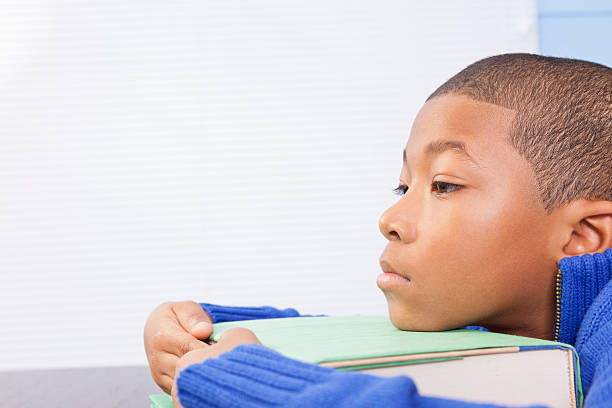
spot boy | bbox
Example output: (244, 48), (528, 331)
(144, 54), (612, 407)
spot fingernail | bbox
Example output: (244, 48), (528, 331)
(192, 322), (211, 332)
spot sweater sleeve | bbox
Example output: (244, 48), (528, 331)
(574, 279), (612, 408)
(199, 303), (303, 323)
(176, 344), (544, 408)
(580, 322), (612, 408)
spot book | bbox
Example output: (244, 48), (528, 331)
(150, 315), (582, 408)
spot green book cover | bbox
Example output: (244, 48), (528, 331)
(209, 315), (564, 364)
(149, 393), (173, 408)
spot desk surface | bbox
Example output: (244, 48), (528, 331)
(1, 365), (162, 407)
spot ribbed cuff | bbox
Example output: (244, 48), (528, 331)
(176, 344), (335, 408)
(199, 303), (301, 324)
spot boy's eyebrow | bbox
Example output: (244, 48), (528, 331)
(403, 140), (479, 166)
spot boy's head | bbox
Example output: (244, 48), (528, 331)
(377, 54), (612, 338)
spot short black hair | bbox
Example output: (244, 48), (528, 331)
(428, 53), (612, 211)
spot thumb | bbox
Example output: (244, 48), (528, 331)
(173, 301), (213, 339)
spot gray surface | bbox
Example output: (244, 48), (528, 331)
(0, 366), (162, 407)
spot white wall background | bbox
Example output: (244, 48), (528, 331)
(0, 1), (538, 370)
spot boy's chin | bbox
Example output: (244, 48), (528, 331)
(386, 303), (458, 332)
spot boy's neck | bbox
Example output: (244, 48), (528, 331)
(480, 283), (556, 341)
(487, 323), (554, 341)
(482, 250), (612, 342)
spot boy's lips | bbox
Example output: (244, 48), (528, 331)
(380, 258), (410, 280)
(378, 259), (411, 283)
(377, 271), (411, 288)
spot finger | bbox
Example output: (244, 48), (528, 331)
(149, 352), (180, 392)
(158, 373), (175, 395)
(171, 382), (184, 408)
(156, 352), (180, 378)
(170, 328), (262, 390)
(215, 327), (261, 353)
(175, 348), (213, 375)
(172, 301), (214, 339)
(158, 331), (208, 357)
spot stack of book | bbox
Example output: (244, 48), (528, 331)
(150, 315), (582, 408)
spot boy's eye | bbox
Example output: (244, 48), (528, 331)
(432, 181), (462, 194)
(393, 185), (408, 196)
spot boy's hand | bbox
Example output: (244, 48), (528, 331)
(171, 328), (261, 408)
(144, 301), (213, 393)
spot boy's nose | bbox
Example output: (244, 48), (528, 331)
(378, 199), (417, 244)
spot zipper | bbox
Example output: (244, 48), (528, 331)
(554, 268), (563, 342)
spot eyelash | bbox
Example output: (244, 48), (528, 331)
(392, 185), (409, 195)
(392, 181), (462, 196)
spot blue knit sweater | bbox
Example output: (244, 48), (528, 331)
(177, 249), (612, 407)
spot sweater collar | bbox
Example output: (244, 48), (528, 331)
(557, 248), (612, 345)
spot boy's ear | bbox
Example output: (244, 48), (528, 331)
(559, 200), (612, 258)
